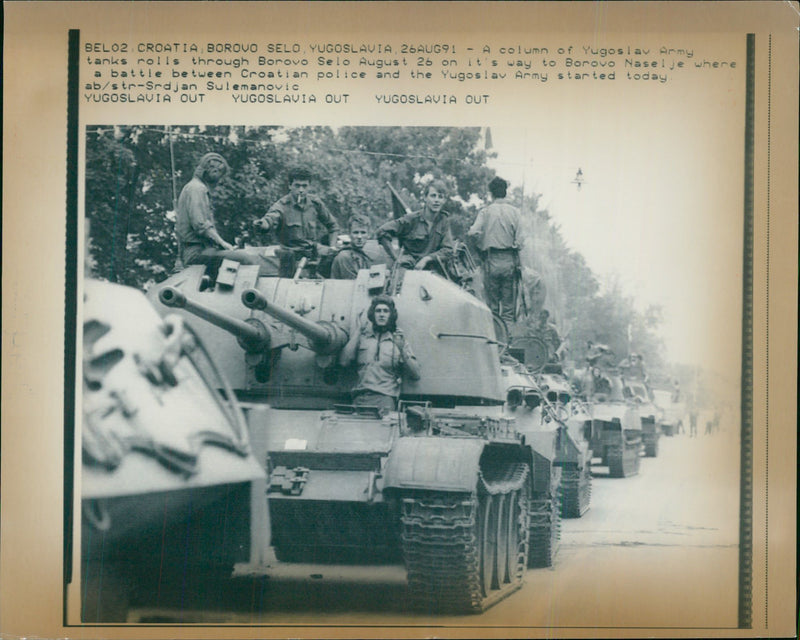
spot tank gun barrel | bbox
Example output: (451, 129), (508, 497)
(241, 288), (348, 355)
(158, 286), (271, 353)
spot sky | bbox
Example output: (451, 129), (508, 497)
(484, 98), (744, 369)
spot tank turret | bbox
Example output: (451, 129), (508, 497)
(148, 260), (504, 406)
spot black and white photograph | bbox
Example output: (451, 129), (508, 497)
(78, 122), (743, 627)
(2, 3), (797, 639)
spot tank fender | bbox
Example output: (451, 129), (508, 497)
(383, 437), (484, 493)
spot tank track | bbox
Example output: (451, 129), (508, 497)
(399, 463), (530, 613)
(643, 433), (659, 457)
(560, 462), (591, 518)
(528, 484), (561, 568)
(607, 441), (641, 478)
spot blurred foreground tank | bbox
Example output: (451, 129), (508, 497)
(80, 278), (264, 622)
(571, 365), (643, 478)
(149, 258), (571, 613)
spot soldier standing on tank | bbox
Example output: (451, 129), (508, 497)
(253, 166), (339, 250)
(535, 309), (563, 362)
(339, 295), (421, 413)
(330, 214), (373, 279)
(175, 152), (272, 273)
(467, 176), (523, 324)
(376, 179), (454, 272)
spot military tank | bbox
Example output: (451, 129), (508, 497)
(79, 278), (265, 622)
(622, 376), (661, 457)
(149, 258), (569, 613)
(572, 365), (643, 478)
(652, 387), (685, 436)
(502, 336), (592, 520)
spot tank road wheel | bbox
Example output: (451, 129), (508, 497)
(400, 463), (529, 613)
(528, 467), (561, 569)
(479, 494), (499, 595)
(560, 463), (592, 518)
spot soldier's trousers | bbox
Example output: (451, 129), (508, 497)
(483, 250), (517, 324)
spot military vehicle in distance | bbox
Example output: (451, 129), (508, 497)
(623, 377), (661, 457)
(80, 278), (264, 622)
(503, 336), (592, 520)
(652, 387), (685, 437)
(572, 365), (643, 478)
(149, 259), (573, 613)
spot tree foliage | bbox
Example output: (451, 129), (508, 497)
(84, 124), (667, 375)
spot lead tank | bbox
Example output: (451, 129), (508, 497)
(149, 259), (574, 613)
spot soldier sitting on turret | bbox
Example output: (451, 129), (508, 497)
(338, 295), (420, 413)
(330, 214), (374, 279)
(175, 152), (273, 275)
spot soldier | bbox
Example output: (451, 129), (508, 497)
(338, 295), (421, 413)
(254, 166), (339, 250)
(330, 214), (373, 279)
(467, 176), (523, 323)
(376, 179), (454, 272)
(175, 152), (271, 273)
(536, 309), (563, 362)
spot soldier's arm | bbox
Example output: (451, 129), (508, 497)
(376, 218), (403, 261)
(184, 188), (233, 249)
(400, 340), (421, 381)
(254, 201), (285, 232)
(338, 312), (363, 366)
(467, 209), (485, 238)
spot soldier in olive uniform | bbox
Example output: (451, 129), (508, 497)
(376, 179), (454, 271)
(468, 176), (523, 324)
(331, 214), (373, 279)
(254, 166), (339, 249)
(175, 152), (272, 274)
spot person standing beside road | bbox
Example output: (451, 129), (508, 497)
(254, 166), (339, 250)
(338, 295), (421, 413)
(467, 176), (523, 324)
(330, 214), (374, 279)
(376, 179), (454, 272)
(175, 152), (271, 273)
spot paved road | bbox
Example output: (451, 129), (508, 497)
(130, 425), (741, 633)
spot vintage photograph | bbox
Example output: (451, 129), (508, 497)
(2, 3), (797, 640)
(78, 123), (740, 627)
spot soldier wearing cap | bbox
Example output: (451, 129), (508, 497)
(467, 176), (523, 323)
(175, 152), (269, 272)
